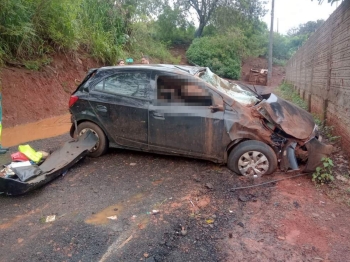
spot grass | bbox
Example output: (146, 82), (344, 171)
(276, 82), (350, 205)
(275, 82), (308, 110)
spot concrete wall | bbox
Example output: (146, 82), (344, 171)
(285, 0), (350, 156)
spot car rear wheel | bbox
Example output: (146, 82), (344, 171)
(77, 122), (108, 157)
(228, 140), (277, 177)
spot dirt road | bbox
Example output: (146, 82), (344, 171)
(1, 134), (350, 262)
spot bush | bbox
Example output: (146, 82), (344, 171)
(185, 31), (245, 79)
(277, 83), (308, 110)
(312, 157), (334, 184)
(154, 5), (195, 46)
(126, 21), (180, 64)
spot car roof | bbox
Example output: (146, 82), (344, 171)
(96, 64), (206, 76)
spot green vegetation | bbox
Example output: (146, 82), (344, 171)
(0, 0), (327, 79)
(0, 0), (177, 67)
(312, 157), (334, 184)
(0, 0), (272, 76)
(276, 82), (308, 110)
(272, 20), (325, 65)
(186, 31), (245, 79)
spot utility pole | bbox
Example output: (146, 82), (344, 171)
(268, 0), (275, 86)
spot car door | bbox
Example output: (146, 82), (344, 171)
(148, 72), (225, 161)
(88, 70), (151, 149)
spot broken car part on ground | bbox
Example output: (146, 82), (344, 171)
(68, 65), (333, 177)
(0, 131), (98, 195)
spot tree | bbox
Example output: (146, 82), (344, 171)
(211, 0), (267, 33)
(155, 4), (195, 45)
(287, 20), (324, 37)
(187, 0), (220, 38)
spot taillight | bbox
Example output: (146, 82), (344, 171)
(69, 95), (79, 107)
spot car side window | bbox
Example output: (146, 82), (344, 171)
(94, 72), (151, 99)
(156, 75), (212, 106)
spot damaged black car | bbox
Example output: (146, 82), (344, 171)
(69, 65), (333, 177)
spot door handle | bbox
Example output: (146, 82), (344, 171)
(151, 111), (165, 120)
(96, 105), (107, 113)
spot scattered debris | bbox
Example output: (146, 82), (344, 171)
(189, 199), (195, 207)
(278, 236), (286, 240)
(193, 176), (201, 182)
(45, 215), (56, 223)
(206, 219), (214, 224)
(130, 163), (136, 166)
(107, 215), (117, 220)
(238, 195), (249, 202)
(144, 253), (149, 258)
(181, 227), (187, 236)
(312, 213), (320, 218)
(205, 183), (214, 189)
(293, 201), (300, 208)
(147, 210), (160, 215)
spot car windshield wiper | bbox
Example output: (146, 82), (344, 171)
(236, 83), (264, 100)
(174, 65), (191, 74)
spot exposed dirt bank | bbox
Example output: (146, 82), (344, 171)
(1, 53), (100, 128)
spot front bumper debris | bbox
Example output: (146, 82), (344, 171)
(303, 137), (333, 173)
(0, 130), (97, 196)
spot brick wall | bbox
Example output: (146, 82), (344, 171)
(285, 0), (350, 156)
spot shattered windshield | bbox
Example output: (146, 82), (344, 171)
(197, 68), (260, 106)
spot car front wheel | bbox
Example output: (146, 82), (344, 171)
(228, 140), (277, 177)
(77, 122), (108, 157)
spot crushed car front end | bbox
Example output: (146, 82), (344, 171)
(197, 67), (333, 173)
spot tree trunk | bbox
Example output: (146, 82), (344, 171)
(195, 22), (205, 38)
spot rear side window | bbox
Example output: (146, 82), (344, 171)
(94, 72), (151, 99)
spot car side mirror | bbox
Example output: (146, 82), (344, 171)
(209, 104), (224, 113)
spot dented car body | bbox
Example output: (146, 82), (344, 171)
(69, 65), (332, 177)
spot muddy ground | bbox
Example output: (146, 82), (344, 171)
(1, 133), (350, 262)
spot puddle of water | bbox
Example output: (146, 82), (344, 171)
(85, 204), (124, 225)
(2, 114), (71, 147)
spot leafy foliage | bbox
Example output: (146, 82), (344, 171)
(186, 30), (246, 79)
(272, 20), (325, 64)
(154, 4), (195, 46)
(312, 157), (334, 184)
(275, 83), (308, 110)
(0, 0), (178, 66)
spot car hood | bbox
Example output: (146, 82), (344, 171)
(255, 93), (315, 140)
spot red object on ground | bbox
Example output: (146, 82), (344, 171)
(11, 152), (29, 162)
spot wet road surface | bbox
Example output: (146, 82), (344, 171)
(2, 114), (71, 147)
(1, 134), (350, 261)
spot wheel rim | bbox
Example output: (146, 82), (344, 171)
(238, 151), (269, 177)
(79, 128), (99, 152)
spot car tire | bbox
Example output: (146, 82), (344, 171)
(228, 140), (277, 177)
(77, 122), (108, 157)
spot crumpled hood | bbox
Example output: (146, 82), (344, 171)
(255, 93), (315, 140)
